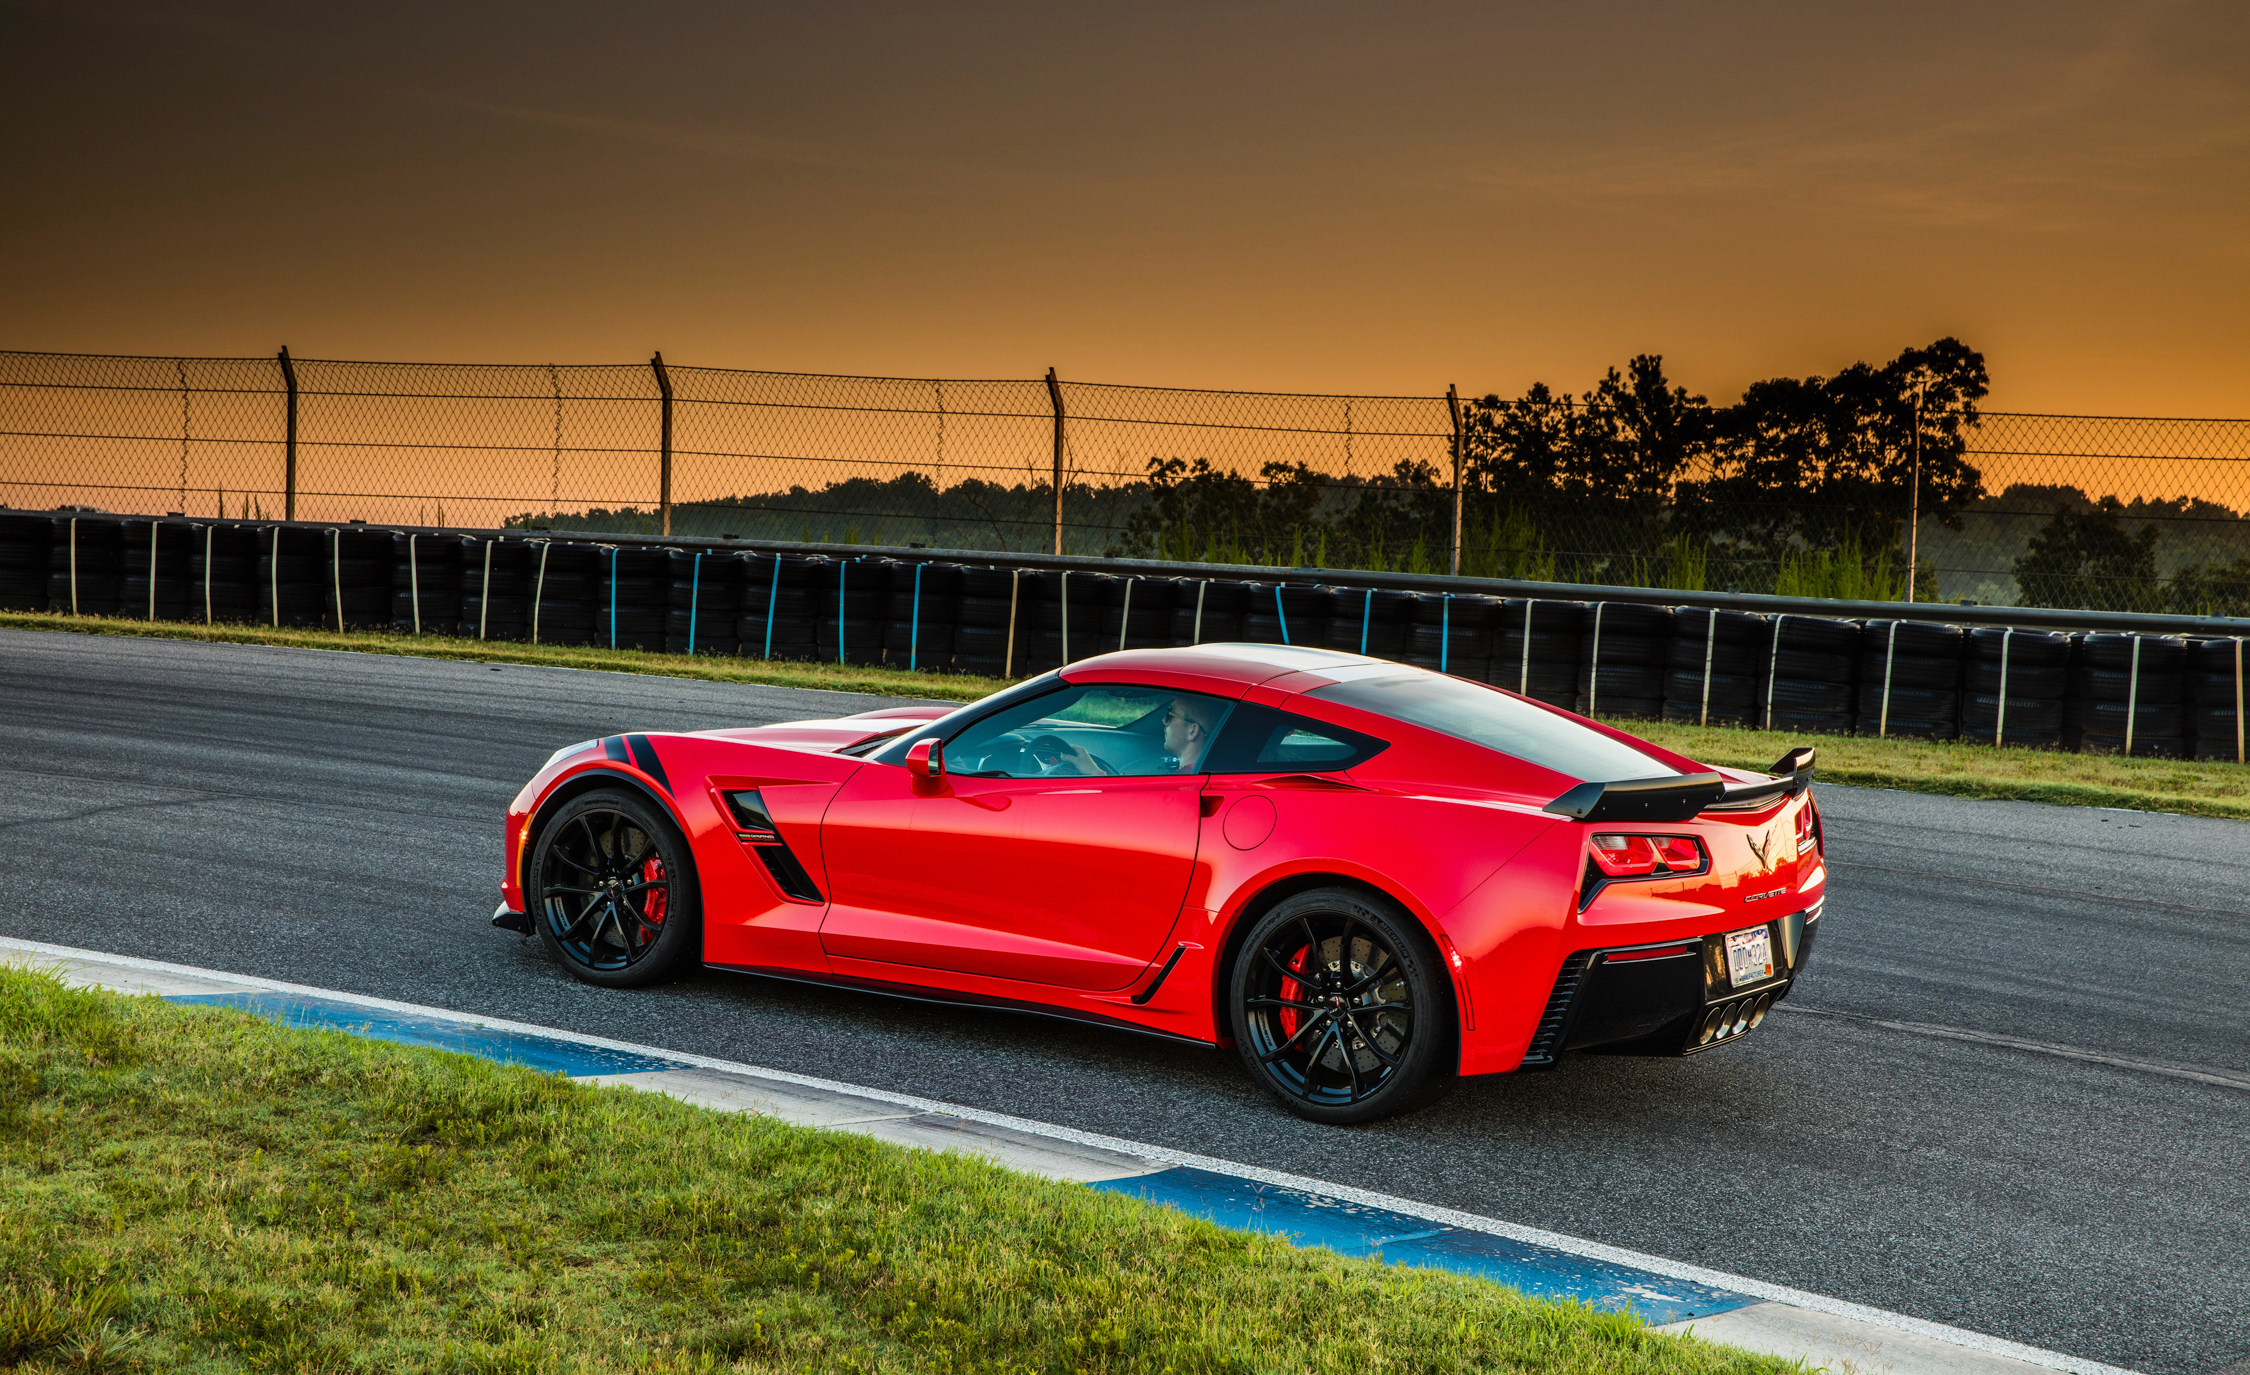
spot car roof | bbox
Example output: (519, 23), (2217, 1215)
(1060, 642), (1382, 690)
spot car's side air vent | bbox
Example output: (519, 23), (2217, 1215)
(722, 789), (824, 903)
(1519, 951), (1594, 1067)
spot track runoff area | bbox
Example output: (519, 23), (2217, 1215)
(3, 629), (2246, 1374)
(18, 940), (2136, 1375)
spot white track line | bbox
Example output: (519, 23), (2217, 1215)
(1, 937), (2140, 1375)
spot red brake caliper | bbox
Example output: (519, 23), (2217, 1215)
(640, 855), (668, 932)
(1277, 946), (1311, 1043)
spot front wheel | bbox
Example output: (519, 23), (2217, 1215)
(528, 789), (702, 988)
(1229, 888), (1454, 1124)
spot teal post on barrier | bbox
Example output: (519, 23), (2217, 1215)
(909, 562), (923, 672)
(686, 551), (702, 657)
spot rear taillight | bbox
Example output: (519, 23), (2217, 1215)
(1589, 834), (1709, 878)
(1795, 798), (1821, 857)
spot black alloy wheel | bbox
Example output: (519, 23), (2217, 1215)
(1230, 888), (1452, 1124)
(530, 789), (701, 988)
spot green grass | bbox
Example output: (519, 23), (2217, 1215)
(0, 968), (1785, 1374)
(8, 612), (2241, 821)
(1627, 719), (2250, 820)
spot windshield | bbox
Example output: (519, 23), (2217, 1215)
(1308, 672), (1676, 782)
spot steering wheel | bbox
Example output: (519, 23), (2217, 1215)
(1027, 733), (1118, 776)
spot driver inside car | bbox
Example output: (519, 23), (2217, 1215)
(1043, 693), (1223, 775)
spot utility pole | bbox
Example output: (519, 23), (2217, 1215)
(1045, 367), (1066, 555)
(277, 347), (298, 523)
(1907, 379), (1924, 604)
(1446, 384), (1464, 576)
(651, 353), (674, 536)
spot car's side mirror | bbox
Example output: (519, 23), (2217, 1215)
(906, 737), (946, 787)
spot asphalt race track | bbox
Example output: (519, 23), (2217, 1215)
(4, 628), (2245, 1375)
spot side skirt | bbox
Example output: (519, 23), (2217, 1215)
(705, 963), (1221, 1049)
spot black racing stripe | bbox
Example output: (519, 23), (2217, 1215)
(625, 733), (672, 793)
(602, 735), (631, 764)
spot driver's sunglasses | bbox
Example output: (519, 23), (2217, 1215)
(1165, 709), (1196, 728)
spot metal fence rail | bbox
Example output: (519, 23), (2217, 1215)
(5, 349), (2246, 613)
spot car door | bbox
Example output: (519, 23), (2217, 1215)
(817, 682), (1232, 991)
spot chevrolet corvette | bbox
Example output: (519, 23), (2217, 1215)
(493, 643), (1826, 1123)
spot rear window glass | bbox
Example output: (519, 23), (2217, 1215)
(1308, 673), (1675, 782)
(1205, 703), (1387, 774)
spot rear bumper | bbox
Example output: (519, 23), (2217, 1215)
(1519, 904), (1821, 1066)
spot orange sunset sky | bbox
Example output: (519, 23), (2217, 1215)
(3, 2), (2245, 416)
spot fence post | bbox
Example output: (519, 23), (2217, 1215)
(1045, 367), (1066, 555)
(651, 352), (674, 536)
(1446, 383), (1464, 576)
(277, 347), (298, 522)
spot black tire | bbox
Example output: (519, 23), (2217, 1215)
(2076, 633), (2186, 675)
(1664, 668), (1758, 708)
(1857, 652), (1960, 690)
(1766, 615), (1860, 655)
(1763, 678), (1854, 714)
(529, 789), (702, 988)
(1576, 663), (1667, 699)
(1765, 648), (1852, 683)
(1230, 888), (1454, 1125)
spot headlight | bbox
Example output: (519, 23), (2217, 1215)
(545, 739), (598, 768)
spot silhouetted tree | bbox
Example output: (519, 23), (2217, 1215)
(2014, 497), (2160, 611)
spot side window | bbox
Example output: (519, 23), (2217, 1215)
(1204, 703), (1387, 775)
(941, 683), (1237, 779)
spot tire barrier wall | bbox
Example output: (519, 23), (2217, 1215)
(7, 514), (2247, 762)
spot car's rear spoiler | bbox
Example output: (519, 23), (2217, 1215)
(1543, 746), (1815, 823)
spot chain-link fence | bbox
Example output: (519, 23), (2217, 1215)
(5, 349), (2245, 612)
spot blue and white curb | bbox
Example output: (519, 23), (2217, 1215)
(4, 938), (2138, 1375)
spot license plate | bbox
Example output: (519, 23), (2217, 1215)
(1724, 926), (1775, 987)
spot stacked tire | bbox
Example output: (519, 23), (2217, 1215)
(318, 528), (396, 631)
(1960, 627), (2069, 749)
(393, 532), (463, 635)
(739, 553), (823, 661)
(1014, 569), (1103, 669)
(1244, 583), (1332, 648)
(1103, 573), (1176, 654)
(1170, 577), (1249, 646)
(1407, 593), (1502, 679)
(593, 544), (668, 652)
(461, 537), (535, 642)
(1664, 609), (1770, 728)
(664, 549), (742, 657)
(1496, 599), (1584, 708)
(524, 540), (605, 646)
(190, 524), (258, 625)
(2188, 637), (2248, 763)
(952, 565), (1030, 677)
(47, 516), (124, 616)
(118, 518), (198, 622)
(0, 513), (51, 611)
(1856, 620), (1962, 739)
(1753, 614), (1859, 735)
(1575, 602), (1672, 720)
(885, 560), (962, 671)
(1322, 587), (1416, 660)
(813, 556), (888, 666)
(256, 526), (329, 628)
(2066, 633), (2187, 757)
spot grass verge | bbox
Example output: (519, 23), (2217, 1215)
(1628, 719), (2250, 820)
(0, 612), (1003, 702)
(8, 612), (2241, 820)
(0, 967), (1783, 1374)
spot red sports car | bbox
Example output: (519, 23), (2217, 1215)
(495, 644), (1826, 1123)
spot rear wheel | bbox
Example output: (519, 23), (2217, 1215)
(1229, 888), (1453, 1124)
(529, 789), (701, 987)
